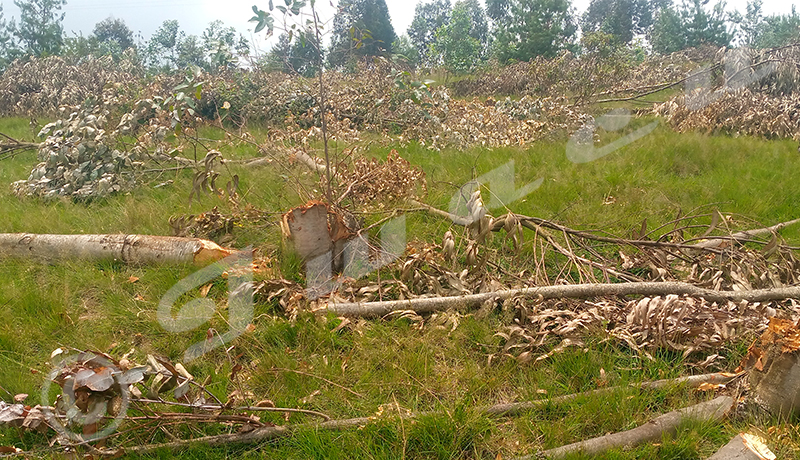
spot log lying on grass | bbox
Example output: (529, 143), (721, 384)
(320, 281), (800, 318)
(532, 395), (734, 459)
(0, 233), (236, 266)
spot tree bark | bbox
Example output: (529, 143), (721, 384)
(532, 396), (734, 459)
(318, 282), (800, 318)
(0, 233), (235, 266)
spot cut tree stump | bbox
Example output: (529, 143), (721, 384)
(707, 433), (776, 460)
(739, 317), (800, 417)
(0, 233), (235, 266)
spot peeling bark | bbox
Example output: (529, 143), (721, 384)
(0, 233), (235, 266)
(319, 282), (800, 318)
(708, 433), (776, 460)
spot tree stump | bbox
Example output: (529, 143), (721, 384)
(739, 318), (800, 417)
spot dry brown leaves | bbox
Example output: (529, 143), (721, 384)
(499, 294), (782, 364)
(333, 149), (427, 206)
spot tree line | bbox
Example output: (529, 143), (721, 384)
(1, 0), (799, 76)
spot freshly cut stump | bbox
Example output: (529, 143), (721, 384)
(708, 433), (776, 460)
(740, 318), (800, 417)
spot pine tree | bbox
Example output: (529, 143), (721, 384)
(13, 0), (66, 56)
(328, 0), (397, 68)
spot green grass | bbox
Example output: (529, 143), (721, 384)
(1, 116), (800, 458)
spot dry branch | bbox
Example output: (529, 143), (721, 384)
(532, 395), (734, 459)
(692, 217), (800, 248)
(319, 282), (800, 318)
(0, 233), (236, 266)
(83, 373), (736, 455)
(483, 372), (740, 416)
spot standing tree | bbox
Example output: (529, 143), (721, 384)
(202, 20), (249, 71)
(650, 0), (731, 54)
(408, 0), (451, 66)
(12, 0), (66, 56)
(431, 0), (488, 73)
(266, 30), (322, 77)
(92, 17), (134, 60)
(0, 4), (21, 71)
(755, 6), (800, 48)
(145, 19), (183, 71)
(489, 0), (577, 63)
(581, 0), (663, 45)
(738, 0), (763, 47)
(328, 0), (397, 68)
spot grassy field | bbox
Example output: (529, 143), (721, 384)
(1, 114), (800, 458)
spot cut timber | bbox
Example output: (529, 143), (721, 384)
(532, 395), (734, 459)
(0, 233), (234, 266)
(740, 318), (800, 417)
(320, 282), (800, 318)
(708, 433), (776, 460)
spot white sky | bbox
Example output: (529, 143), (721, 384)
(0, 0), (797, 54)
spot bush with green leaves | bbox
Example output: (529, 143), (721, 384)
(12, 102), (141, 200)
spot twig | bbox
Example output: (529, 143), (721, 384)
(130, 398), (331, 421)
(265, 367), (364, 398)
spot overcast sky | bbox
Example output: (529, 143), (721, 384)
(0, 0), (797, 54)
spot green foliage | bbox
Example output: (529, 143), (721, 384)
(12, 0), (66, 57)
(93, 17), (134, 54)
(650, 0), (732, 54)
(754, 5), (800, 48)
(327, 0), (397, 68)
(0, 4), (21, 72)
(265, 30), (322, 77)
(489, 0), (578, 63)
(581, 0), (663, 45)
(391, 34), (420, 67)
(407, 0), (451, 67)
(431, 0), (485, 74)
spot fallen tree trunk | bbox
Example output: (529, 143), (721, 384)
(708, 433), (776, 460)
(0, 233), (236, 266)
(319, 282), (800, 318)
(483, 372), (739, 416)
(532, 395), (734, 459)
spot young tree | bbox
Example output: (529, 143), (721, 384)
(392, 34), (420, 66)
(266, 30), (322, 77)
(490, 0), (577, 63)
(145, 19), (183, 71)
(738, 0), (762, 47)
(202, 20), (249, 70)
(12, 0), (66, 56)
(0, 4), (21, 71)
(328, 0), (397, 68)
(756, 6), (800, 48)
(650, 0), (731, 54)
(582, 0), (661, 45)
(432, 1), (481, 73)
(91, 17), (134, 60)
(408, 0), (451, 66)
